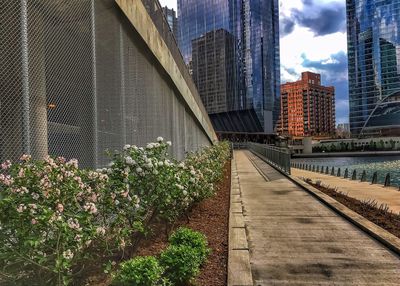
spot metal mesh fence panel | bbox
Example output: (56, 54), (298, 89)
(0, 0), (212, 168)
(0, 1), (25, 162)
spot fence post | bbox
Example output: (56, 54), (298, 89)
(325, 166), (329, 174)
(344, 168), (349, 178)
(312, 165), (315, 172)
(331, 167), (335, 176)
(351, 170), (357, 180)
(371, 172), (378, 184)
(317, 166), (320, 172)
(337, 168), (341, 177)
(384, 173), (390, 187)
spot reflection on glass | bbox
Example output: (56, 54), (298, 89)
(347, 0), (400, 135)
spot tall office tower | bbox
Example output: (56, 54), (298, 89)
(240, 0), (281, 133)
(192, 29), (236, 114)
(278, 72), (336, 137)
(161, 6), (178, 40)
(177, 0), (280, 133)
(347, 0), (400, 136)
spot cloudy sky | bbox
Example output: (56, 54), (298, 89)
(159, 0), (349, 124)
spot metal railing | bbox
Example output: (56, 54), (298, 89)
(234, 142), (291, 175)
(292, 163), (399, 189)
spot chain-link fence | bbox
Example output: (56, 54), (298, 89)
(0, 0), (211, 168)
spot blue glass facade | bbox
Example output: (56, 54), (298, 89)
(347, 0), (400, 135)
(177, 0), (232, 64)
(177, 0), (280, 133)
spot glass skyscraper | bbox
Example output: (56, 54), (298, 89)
(177, 0), (280, 133)
(347, 0), (400, 135)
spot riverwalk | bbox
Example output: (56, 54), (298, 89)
(230, 150), (400, 285)
(292, 168), (400, 214)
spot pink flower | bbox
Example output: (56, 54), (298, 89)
(1, 160), (11, 170)
(67, 218), (82, 231)
(16, 204), (25, 213)
(75, 234), (82, 242)
(31, 218), (37, 225)
(0, 174), (13, 186)
(96, 227), (106, 236)
(66, 159), (78, 169)
(20, 154), (31, 162)
(56, 203), (64, 213)
(62, 249), (74, 260)
(57, 156), (66, 164)
(84, 202), (97, 214)
(18, 168), (25, 178)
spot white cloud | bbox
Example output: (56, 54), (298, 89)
(280, 26), (347, 80)
(158, 0), (177, 10)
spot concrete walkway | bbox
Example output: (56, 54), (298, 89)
(292, 168), (400, 214)
(235, 150), (400, 285)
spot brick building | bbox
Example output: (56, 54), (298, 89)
(278, 72), (335, 137)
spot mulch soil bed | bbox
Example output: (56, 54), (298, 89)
(307, 181), (400, 239)
(84, 161), (231, 286)
(136, 160), (231, 285)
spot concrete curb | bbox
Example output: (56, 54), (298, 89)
(227, 156), (253, 286)
(251, 150), (400, 257)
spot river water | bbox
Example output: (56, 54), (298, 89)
(293, 156), (400, 187)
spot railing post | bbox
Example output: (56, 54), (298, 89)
(331, 167), (335, 176)
(371, 172), (378, 184)
(351, 170), (357, 180)
(384, 173), (391, 187)
(247, 142), (291, 175)
(344, 168), (349, 178)
(337, 168), (341, 177)
(325, 166), (329, 174)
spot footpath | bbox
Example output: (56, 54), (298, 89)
(230, 150), (400, 285)
(292, 168), (400, 214)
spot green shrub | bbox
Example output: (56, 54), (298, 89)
(169, 227), (210, 263)
(113, 256), (166, 286)
(159, 245), (202, 285)
(0, 139), (229, 285)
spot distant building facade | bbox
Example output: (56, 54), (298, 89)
(191, 29), (236, 114)
(162, 6), (178, 39)
(278, 72), (335, 137)
(177, 0), (280, 133)
(346, 0), (400, 136)
(336, 123), (351, 138)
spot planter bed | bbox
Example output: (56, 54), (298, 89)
(84, 160), (231, 285)
(304, 180), (400, 239)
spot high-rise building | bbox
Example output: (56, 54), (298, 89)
(162, 6), (178, 40)
(346, 0), (400, 136)
(278, 72), (336, 137)
(177, 0), (280, 133)
(192, 29), (236, 114)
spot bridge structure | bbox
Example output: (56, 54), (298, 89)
(0, 0), (216, 168)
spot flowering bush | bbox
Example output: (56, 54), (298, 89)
(0, 156), (108, 284)
(0, 139), (230, 285)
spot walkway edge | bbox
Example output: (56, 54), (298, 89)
(251, 151), (400, 256)
(228, 156), (253, 286)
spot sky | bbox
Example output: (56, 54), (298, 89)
(159, 0), (349, 124)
